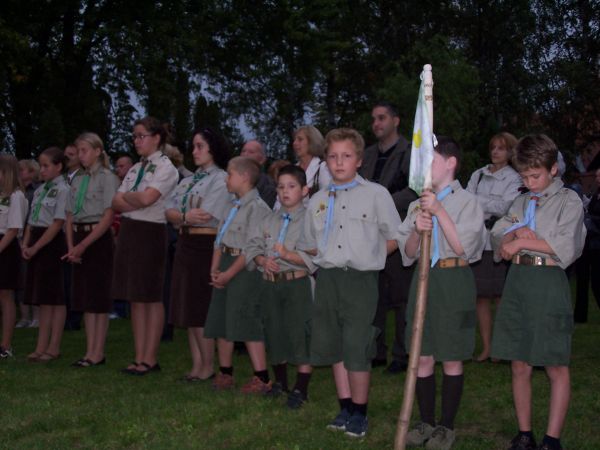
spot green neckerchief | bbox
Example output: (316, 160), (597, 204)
(180, 171), (208, 212)
(73, 173), (90, 215)
(31, 181), (55, 222)
(131, 159), (148, 192)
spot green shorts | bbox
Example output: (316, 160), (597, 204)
(261, 276), (312, 365)
(204, 253), (264, 342)
(405, 266), (476, 361)
(491, 264), (573, 366)
(310, 268), (379, 372)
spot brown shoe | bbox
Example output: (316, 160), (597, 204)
(240, 376), (272, 394)
(212, 373), (235, 390)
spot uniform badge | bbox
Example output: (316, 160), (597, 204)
(146, 163), (157, 174)
(510, 214), (519, 223)
(0, 197), (10, 206)
(48, 188), (58, 198)
(315, 202), (326, 216)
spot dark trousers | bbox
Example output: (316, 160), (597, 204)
(373, 251), (412, 363)
(574, 241), (600, 323)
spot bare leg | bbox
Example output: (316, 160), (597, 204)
(129, 302), (146, 369)
(545, 366), (570, 438)
(246, 341), (267, 371)
(332, 361), (351, 399)
(348, 370), (370, 404)
(442, 360), (463, 376)
(187, 328), (203, 377)
(297, 364), (312, 374)
(84, 312), (95, 360)
(512, 360), (533, 431)
(31, 305), (52, 356)
(418, 355), (435, 377)
(142, 302), (164, 365)
(0, 290), (16, 349)
(475, 296), (492, 361)
(91, 313), (109, 362)
(46, 305), (66, 356)
(190, 327), (214, 378)
(217, 338), (234, 367)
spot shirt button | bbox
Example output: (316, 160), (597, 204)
(338, 245), (342, 249)
(342, 206), (346, 209)
(339, 225), (343, 229)
(362, 214), (367, 218)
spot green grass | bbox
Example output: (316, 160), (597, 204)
(1, 297), (600, 449)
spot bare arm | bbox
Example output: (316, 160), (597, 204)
(0, 229), (18, 253)
(112, 192), (136, 213)
(22, 219), (64, 260)
(122, 187), (161, 209)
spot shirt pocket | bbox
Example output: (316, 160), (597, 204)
(42, 197), (57, 208)
(347, 209), (379, 243)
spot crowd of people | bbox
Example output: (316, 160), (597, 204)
(0, 101), (598, 450)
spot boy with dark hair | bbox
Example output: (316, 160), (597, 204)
(204, 156), (272, 392)
(399, 136), (485, 449)
(491, 134), (586, 450)
(301, 128), (402, 437)
(246, 164), (314, 408)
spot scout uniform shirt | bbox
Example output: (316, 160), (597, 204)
(246, 204), (314, 273)
(0, 190), (28, 235)
(301, 175), (402, 271)
(466, 164), (522, 250)
(398, 179), (486, 266)
(216, 188), (271, 261)
(68, 163), (120, 222)
(166, 165), (231, 228)
(118, 151), (178, 223)
(28, 175), (70, 227)
(490, 178), (586, 269)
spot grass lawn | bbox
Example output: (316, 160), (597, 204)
(1, 296), (600, 449)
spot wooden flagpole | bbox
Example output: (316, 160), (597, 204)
(395, 64), (434, 450)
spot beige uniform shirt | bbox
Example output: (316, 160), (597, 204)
(490, 179), (586, 269)
(466, 165), (522, 250)
(68, 163), (120, 223)
(398, 179), (486, 266)
(246, 205), (312, 273)
(0, 190), (28, 234)
(301, 175), (401, 271)
(118, 151), (178, 223)
(217, 188), (271, 258)
(166, 165), (231, 228)
(28, 175), (70, 227)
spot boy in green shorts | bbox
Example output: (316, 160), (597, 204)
(490, 134), (585, 450)
(205, 156), (272, 392)
(246, 164), (315, 408)
(300, 128), (402, 437)
(399, 136), (485, 450)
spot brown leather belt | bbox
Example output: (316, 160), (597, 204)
(221, 245), (242, 256)
(263, 270), (308, 283)
(512, 254), (558, 267)
(73, 223), (98, 232)
(436, 257), (469, 269)
(179, 226), (217, 236)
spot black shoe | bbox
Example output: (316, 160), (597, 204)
(264, 381), (287, 398)
(371, 358), (387, 368)
(509, 433), (537, 450)
(135, 362), (161, 375)
(286, 389), (307, 409)
(384, 360), (408, 374)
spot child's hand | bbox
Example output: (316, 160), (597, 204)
(210, 270), (231, 289)
(22, 246), (38, 260)
(419, 191), (442, 215)
(415, 210), (433, 233)
(262, 256), (280, 274)
(500, 239), (521, 260)
(185, 208), (212, 225)
(514, 227), (537, 240)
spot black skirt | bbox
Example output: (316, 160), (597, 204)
(24, 227), (66, 305)
(0, 237), (23, 290)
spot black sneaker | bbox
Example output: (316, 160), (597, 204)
(0, 347), (13, 359)
(264, 382), (287, 398)
(286, 389), (307, 409)
(509, 433), (537, 450)
(327, 408), (351, 431)
(344, 412), (368, 438)
(536, 444), (562, 450)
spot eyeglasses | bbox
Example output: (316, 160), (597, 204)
(132, 133), (155, 141)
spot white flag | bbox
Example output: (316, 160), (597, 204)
(408, 71), (435, 195)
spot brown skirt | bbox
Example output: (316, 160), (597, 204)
(112, 217), (167, 303)
(0, 236), (23, 290)
(471, 250), (508, 298)
(24, 227), (66, 305)
(169, 233), (215, 328)
(71, 227), (114, 313)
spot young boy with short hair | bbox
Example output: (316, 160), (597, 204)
(490, 134), (585, 450)
(246, 164), (315, 408)
(204, 156), (272, 392)
(300, 128), (402, 437)
(398, 136), (485, 450)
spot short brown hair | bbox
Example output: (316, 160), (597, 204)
(324, 128), (365, 160)
(512, 134), (558, 172)
(0, 154), (21, 196)
(434, 136), (462, 173)
(228, 156), (261, 187)
(294, 126), (325, 158)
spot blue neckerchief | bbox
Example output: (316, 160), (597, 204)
(215, 199), (241, 246)
(503, 193), (540, 235)
(431, 185), (453, 267)
(277, 213), (292, 244)
(181, 171), (208, 212)
(321, 180), (359, 248)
